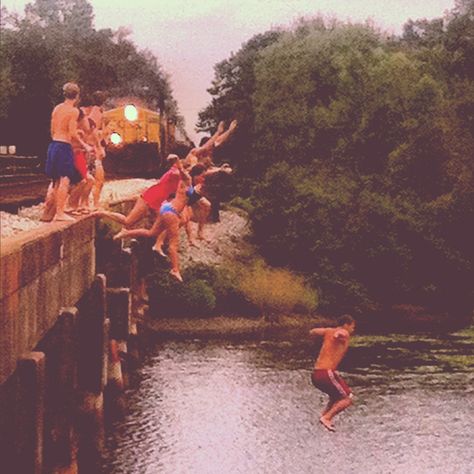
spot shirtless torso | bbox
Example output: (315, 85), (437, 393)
(51, 102), (80, 143)
(314, 327), (351, 370)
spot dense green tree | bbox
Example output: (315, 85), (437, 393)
(201, 7), (474, 319)
(0, 0), (178, 155)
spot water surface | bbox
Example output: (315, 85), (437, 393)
(103, 330), (474, 474)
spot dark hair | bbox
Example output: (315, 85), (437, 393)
(190, 164), (206, 177)
(337, 314), (355, 326)
(92, 90), (107, 106)
(199, 136), (210, 147)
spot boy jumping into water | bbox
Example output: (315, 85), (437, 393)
(309, 314), (356, 432)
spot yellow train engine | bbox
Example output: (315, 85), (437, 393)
(103, 104), (176, 177)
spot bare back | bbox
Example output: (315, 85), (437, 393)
(51, 103), (79, 143)
(314, 328), (351, 370)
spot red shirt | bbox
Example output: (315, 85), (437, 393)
(142, 166), (180, 210)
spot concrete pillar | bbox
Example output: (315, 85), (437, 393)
(106, 288), (131, 341)
(76, 274), (108, 473)
(16, 351), (45, 474)
(39, 307), (79, 474)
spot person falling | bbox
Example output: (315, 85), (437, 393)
(113, 159), (193, 282)
(309, 314), (356, 432)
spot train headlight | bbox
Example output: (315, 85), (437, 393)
(110, 132), (123, 145)
(124, 104), (138, 122)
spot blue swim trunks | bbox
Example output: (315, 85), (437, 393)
(45, 141), (81, 184)
(159, 202), (179, 217)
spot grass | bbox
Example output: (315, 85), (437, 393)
(144, 314), (329, 339)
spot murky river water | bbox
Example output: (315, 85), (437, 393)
(102, 330), (474, 474)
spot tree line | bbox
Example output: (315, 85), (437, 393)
(198, 0), (474, 320)
(0, 0), (179, 156)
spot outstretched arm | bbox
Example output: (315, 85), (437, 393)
(309, 327), (329, 338)
(215, 119), (238, 148)
(192, 121), (225, 158)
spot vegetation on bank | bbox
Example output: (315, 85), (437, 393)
(198, 1), (474, 320)
(147, 259), (318, 322)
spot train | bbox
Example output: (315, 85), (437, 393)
(103, 103), (187, 178)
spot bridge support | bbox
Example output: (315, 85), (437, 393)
(38, 307), (79, 474)
(77, 274), (108, 473)
(16, 351), (46, 474)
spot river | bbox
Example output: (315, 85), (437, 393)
(102, 329), (474, 474)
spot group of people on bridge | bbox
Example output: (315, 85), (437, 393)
(43, 81), (237, 282)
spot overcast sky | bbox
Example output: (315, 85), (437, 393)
(4, 0), (455, 141)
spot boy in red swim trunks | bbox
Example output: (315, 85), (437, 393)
(309, 314), (356, 432)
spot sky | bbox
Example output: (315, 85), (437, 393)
(3, 0), (456, 142)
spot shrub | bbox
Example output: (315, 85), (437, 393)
(239, 260), (318, 322)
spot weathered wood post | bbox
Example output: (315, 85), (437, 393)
(38, 307), (79, 474)
(76, 274), (109, 472)
(106, 287), (130, 394)
(16, 351), (46, 474)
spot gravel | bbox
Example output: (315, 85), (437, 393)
(179, 209), (251, 269)
(0, 179), (156, 240)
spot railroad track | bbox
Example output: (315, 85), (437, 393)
(0, 174), (50, 212)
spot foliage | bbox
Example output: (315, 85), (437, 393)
(239, 260), (318, 322)
(200, 8), (474, 318)
(147, 263), (257, 318)
(0, 0), (178, 156)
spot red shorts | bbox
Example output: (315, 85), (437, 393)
(311, 369), (352, 399)
(142, 183), (169, 211)
(74, 149), (88, 180)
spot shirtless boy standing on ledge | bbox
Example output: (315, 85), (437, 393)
(309, 314), (356, 432)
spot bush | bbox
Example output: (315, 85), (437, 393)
(239, 260), (318, 322)
(147, 263), (258, 317)
(229, 196), (255, 214)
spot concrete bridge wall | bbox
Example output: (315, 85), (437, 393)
(0, 217), (96, 386)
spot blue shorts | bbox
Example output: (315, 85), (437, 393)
(159, 202), (179, 217)
(45, 141), (81, 184)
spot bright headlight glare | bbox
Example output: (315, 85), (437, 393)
(110, 132), (122, 145)
(124, 104), (138, 121)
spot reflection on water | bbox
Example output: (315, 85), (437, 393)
(103, 331), (474, 474)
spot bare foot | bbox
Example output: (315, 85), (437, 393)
(152, 245), (167, 257)
(53, 213), (76, 222)
(113, 230), (128, 241)
(169, 269), (183, 282)
(319, 417), (335, 432)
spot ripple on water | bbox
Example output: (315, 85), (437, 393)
(103, 337), (474, 474)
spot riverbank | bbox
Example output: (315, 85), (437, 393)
(142, 314), (330, 339)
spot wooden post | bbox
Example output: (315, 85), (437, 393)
(76, 274), (108, 473)
(16, 352), (46, 474)
(39, 307), (79, 474)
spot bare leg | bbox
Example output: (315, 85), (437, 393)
(79, 175), (95, 211)
(152, 229), (168, 256)
(93, 161), (105, 208)
(54, 176), (75, 221)
(114, 214), (163, 240)
(162, 215), (182, 281)
(181, 206), (197, 247)
(68, 180), (85, 212)
(41, 182), (56, 222)
(321, 399), (336, 417)
(192, 198), (211, 241)
(320, 396), (352, 431)
(96, 197), (149, 227)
